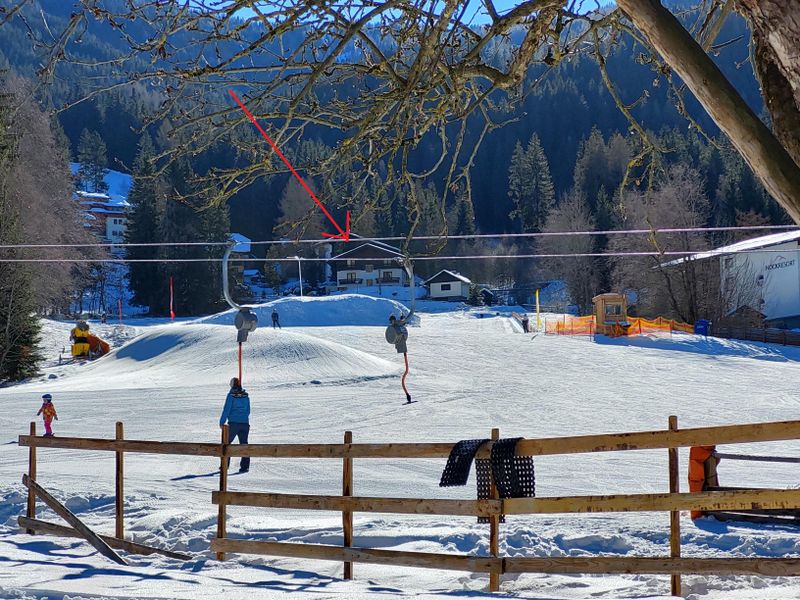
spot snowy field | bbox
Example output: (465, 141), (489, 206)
(2, 295), (800, 599)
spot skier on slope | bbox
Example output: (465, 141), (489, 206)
(219, 377), (251, 473)
(36, 393), (58, 437)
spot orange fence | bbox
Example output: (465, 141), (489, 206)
(545, 315), (693, 336)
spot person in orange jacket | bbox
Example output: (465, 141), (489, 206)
(36, 393), (58, 437)
(688, 445), (720, 519)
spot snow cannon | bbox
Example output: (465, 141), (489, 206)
(70, 320), (91, 357)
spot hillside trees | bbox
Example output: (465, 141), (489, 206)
(0, 83), (41, 381)
(12, 0), (800, 232)
(126, 134), (161, 310)
(540, 191), (599, 313)
(508, 133), (555, 233)
(609, 165), (717, 323)
(126, 149), (230, 316)
(77, 128), (108, 193)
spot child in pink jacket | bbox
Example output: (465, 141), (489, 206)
(36, 393), (58, 437)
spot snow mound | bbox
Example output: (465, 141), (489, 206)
(198, 294), (413, 328)
(38, 323), (400, 390)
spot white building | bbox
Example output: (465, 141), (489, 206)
(75, 190), (130, 244)
(424, 269), (471, 300)
(330, 242), (408, 292)
(689, 231), (800, 328)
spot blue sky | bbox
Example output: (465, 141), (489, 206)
(233, 2), (537, 25)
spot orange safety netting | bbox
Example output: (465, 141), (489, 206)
(545, 315), (694, 336)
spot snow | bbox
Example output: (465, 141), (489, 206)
(2, 295), (800, 599)
(70, 163), (133, 206)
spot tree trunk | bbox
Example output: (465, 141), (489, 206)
(736, 0), (800, 170)
(617, 0), (800, 224)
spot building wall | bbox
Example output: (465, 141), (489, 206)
(336, 266), (405, 289)
(429, 280), (469, 299)
(721, 242), (800, 321)
(105, 215), (127, 243)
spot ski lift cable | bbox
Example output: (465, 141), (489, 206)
(0, 224), (797, 250)
(2, 247), (799, 263)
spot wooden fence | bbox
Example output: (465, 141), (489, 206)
(18, 418), (800, 595)
(711, 325), (800, 347)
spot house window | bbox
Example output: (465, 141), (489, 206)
(382, 271), (392, 279)
(347, 259), (355, 267)
(605, 304), (622, 316)
(724, 257), (734, 269)
(441, 283), (451, 291)
(365, 264), (374, 272)
(384, 259), (391, 265)
(346, 272), (356, 282)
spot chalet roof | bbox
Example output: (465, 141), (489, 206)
(423, 269), (471, 285)
(664, 230), (800, 266)
(332, 242), (403, 261)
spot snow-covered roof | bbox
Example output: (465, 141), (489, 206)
(88, 207), (126, 215)
(70, 162), (132, 207)
(333, 242), (403, 260)
(76, 191), (111, 200)
(664, 230), (800, 266)
(423, 269), (472, 285)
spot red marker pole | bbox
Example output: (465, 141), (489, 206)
(238, 342), (243, 386)
(169, 276), (175, 321)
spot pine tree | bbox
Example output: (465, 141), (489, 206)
(156, 158), (230, 316)
(77, 128), (108, 193)
(451, 189), (476, 237)
(508, 133), (555, 232)
(466, 284), (484, 306)
(0, 83), (41, 381)
(126, 134), (161, 310)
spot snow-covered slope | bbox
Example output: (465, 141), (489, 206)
(2, 300), (800, 599)
(39, 323), (400, 391)
(199, 294), (414, 327)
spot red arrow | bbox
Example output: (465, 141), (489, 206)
(229, 89), (350, 241)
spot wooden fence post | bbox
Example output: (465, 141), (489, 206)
(489, 427), (500, 593)
(26, 422), (36, 535)
(216, 424), (229, 561)
(115, 422), (124, 540)
(669, 415), (681, 597)
(343, 431), (353, 580)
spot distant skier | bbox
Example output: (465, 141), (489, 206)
(36, 393), (58, 437)
(271, 308), (281, 329)
(522, 314), (530, 333)
(387, 311), (414, 403)
(219, 377), (251, 473)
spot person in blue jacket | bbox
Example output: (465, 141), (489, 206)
(220, 377), (251, 473)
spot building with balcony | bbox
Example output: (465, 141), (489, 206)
(330, 242), (407, 291)
(75, 191), (130, 244)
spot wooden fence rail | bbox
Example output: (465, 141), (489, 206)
(19, 417), (800, 596)
(711, 325), (800, 347)
(22, 419), (800, 458)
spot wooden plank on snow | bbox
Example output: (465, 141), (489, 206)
(22, 474), (127, 565)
